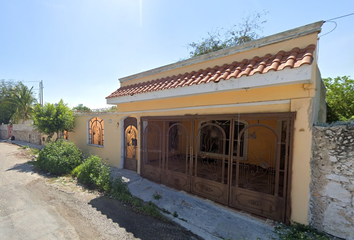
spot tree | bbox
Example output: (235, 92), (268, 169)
(187, 11), (267, 57)
(73, 103), (91, 113)
(32, 99), (75, 140)
(323, 76), (354, 122)
(0, 80), (16, 124)
(0, 81), (36, 124)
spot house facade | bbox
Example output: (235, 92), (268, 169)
(69, 21), (326, 225)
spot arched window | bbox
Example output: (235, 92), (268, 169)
(88, 117), (104, 146)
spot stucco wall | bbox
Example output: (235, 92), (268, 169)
(310, 125), (354, 239)
(69, 113), (122, 168)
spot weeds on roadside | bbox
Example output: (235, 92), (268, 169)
(153, 193), (162, 200)
(274, 223), (332, 240)
(110, 177), (163, 219)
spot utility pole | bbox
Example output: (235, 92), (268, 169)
(39, 80), (44, 106)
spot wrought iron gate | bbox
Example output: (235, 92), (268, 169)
(141, 113), (294, 223)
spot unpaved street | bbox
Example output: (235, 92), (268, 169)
(0, 143), (200, 240)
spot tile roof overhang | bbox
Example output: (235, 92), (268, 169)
(106, 44), (316, 104)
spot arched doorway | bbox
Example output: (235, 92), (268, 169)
(124, 117), (138, 171)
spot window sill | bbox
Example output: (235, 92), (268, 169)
(87, 143), (104, 148)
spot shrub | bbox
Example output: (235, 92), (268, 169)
(72, 155), (111, 192)
(36, 140), (82, 175)
(110, 177), (132, 201)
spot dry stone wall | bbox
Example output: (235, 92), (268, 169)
(0, 124), (7, 139)
(311, 125), (354, 239)
(0, 124), (42, 145)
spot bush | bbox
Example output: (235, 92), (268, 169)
(72, 155), (111, 192)
(110, 177), (132, 201)
(36, 140), (82, 175)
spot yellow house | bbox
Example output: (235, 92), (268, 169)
(69, 21), (326, 225)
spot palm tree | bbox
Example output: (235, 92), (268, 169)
(5, 82), (36, 124)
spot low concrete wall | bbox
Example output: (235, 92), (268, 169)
(310, 125), (354, 239)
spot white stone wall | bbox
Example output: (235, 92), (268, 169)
(311, 125), (354, 239)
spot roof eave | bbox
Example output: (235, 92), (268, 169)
(108, 64), (313, 105)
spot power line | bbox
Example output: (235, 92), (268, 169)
(325, 12), (354, 22)
(319, 21), (337, 38)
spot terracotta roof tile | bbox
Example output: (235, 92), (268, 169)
(106, 44), (316, 99)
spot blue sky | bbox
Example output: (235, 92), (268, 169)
(1, 0), (353, 109)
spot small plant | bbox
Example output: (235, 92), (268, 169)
(21, 145), (30, 149)
(153, 193), (162, 200)
(72, 155), (111, 192)
(36, 140), (82, 175)
(161, 208), (171, 214)
(274, 223), (331, 240)
(173, 211), (178, 218)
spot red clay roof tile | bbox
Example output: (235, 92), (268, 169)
(106, 44), (316, 99)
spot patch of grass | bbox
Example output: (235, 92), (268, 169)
(161, 208), (171, 214)
(21, 145), (30, 149)
(110, 177), (164, 220)
(153, 193), (162, 200)
(274, 223), (332, 240)
(173, 211), (178, 218)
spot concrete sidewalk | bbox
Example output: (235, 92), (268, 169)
(111, 168), (276, 240)
(2, 139), (277, 240)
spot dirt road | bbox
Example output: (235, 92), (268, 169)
(0, 143), (201, 240)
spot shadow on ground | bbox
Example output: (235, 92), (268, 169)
(89, 196), (202, 240)
(6, 162), (38, 174)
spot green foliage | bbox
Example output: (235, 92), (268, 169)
(72, 103), (91, 113)
(110, 177), (163, 219)
(274, 223), (331, 240)
(323, 76), (354, 122)
(36, 140), (82, 175)
(187, 11), (267, 57)
(110, 177), (132, 201)
(153, 193), (162, 200)
(32, 99), (75, 140)
(172, 211), (178, 218)
(72, 155), (111, 192)
(29, 147), (40, 156)
(0, 80), (36, 124)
